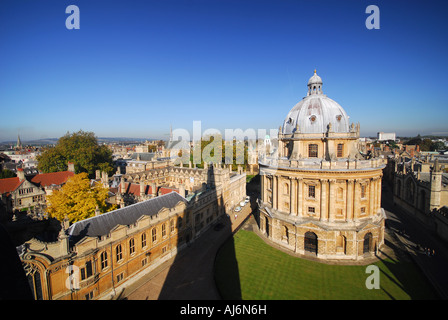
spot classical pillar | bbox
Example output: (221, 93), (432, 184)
(290, 178), (296, 215)
(320, 179), (328, 221)
(369, 178), (375, 216)
(273, 175), (277, 210)
(347, 179), (354, 221)
(377, 174), (382, 213)
(353, 179), (360, 219)
(261, 174), (265, 203)
(328, 179), (336, 221)
(297, 178), (303, 216)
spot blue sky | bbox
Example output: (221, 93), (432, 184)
(1, 0), (448, 142)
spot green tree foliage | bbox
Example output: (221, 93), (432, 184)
(37, 130), (113, 177)
(0, 169), (16, 179)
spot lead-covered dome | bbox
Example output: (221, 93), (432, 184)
(282, 71), (350, 134)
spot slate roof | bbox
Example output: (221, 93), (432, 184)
(67, 191), (187, 243)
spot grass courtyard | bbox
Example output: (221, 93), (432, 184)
(214, 229), (438, 300)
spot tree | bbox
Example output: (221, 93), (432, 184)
(37, 130), (114, 177)
(47, 172), (116, 223)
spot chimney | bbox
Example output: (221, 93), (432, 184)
(68, 162), (75, 173)
(17, 168), (25, 181)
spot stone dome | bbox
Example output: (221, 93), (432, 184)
(282, 71), (350, 134)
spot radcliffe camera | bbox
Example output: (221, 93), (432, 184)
(0, 0), (447, 313)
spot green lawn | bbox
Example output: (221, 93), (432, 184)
(214, 230), (438, 300)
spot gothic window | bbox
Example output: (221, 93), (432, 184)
(308, 144), (318, 158)
(406, 178), (415, 203)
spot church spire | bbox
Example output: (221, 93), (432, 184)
(16, 134), (22, 149)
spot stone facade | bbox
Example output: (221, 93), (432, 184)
(257, 71), (386, 262)
(18, 165), (246, 300)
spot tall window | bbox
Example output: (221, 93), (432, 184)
(152, 228), (157, 242)
(81, 260), (93, 280)
(100, 251), (108, 270)
(129, 238), (135, 255)
(337, 144), (343, 157)
(308, 144), (318, 158)
(116, 244), (123, 261)
(141, 232), (147, 248)
(162, 223), (166, 237)
(308, 185), (316, 198)
(361, 184), (366, 199)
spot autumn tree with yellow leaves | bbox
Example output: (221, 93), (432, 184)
(47, 172), (116, 223)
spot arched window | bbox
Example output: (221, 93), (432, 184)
(265, 216), (270, 237)
(308, 144), (318, 158)
(304, 232), (318, 255)
(282, 226), (289, 242)
(284, 183), (289, 195)
(405, 178), (415, 203)
(363, 233), (372, 254)
(336, 234), (346, 254)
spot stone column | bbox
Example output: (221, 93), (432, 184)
(369, 178), (375, 216)
(290, 178), (297, 215)
(353, 179), (360, 220)
(347, 179), (354, 221)
(377, 174), (382, 213)
(328, 179), (336, 221)
(273, 175), (277, 210)
(297, 178), (303, 216)
(320, 179), (328, 221)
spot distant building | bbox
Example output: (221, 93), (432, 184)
(0, 166), (75, 216)
(377, 132), (396, 141)
(390, 155), (448, 242)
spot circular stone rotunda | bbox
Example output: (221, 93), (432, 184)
(257, 70), (386, 261)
